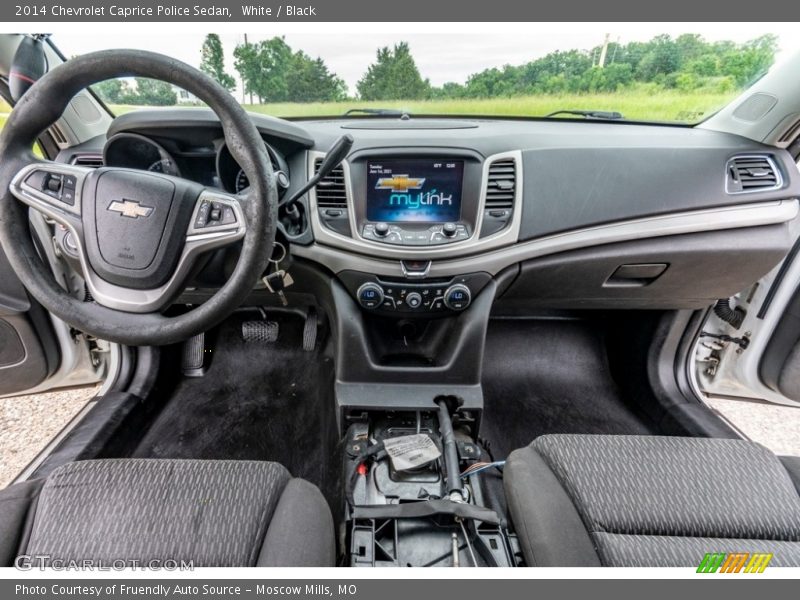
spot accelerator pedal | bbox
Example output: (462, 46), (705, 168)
(242, 320), (279, 343)
(181, 332), (206, 377)
(302, 307), (318, 352)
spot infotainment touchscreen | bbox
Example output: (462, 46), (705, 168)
(366, 159), (464, 223)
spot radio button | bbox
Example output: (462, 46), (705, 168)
(442, 222), (457, 237)
(374, 222), (390, 236)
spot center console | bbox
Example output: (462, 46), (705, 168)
(300, 148), (526, 566)
(303, 146), (521, 437)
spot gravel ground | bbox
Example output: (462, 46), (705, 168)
(0, 386), (97, 488)
(706, 397), (800, 456)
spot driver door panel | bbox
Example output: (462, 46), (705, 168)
(0, 244), (58, 396)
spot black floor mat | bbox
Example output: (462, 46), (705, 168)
(132, 312), (340, 508)
(479, 318), (657, 461)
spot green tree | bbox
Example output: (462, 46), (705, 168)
(130, 78), (177, 106)
(287, 52), (347, 102)
(200, 34), (236, 92)
(234, 36), (347, 103)
(718, 34), (778, 86)
(255, 37), (294, 102)
(635, 35), (680, 81)
(234, 37), (293, 103)
(233, 40), (261, 103)
(453, 32), (777, 99)
(357, 42), (430, 101)
(93, 78), (130, 104)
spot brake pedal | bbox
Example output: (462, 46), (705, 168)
(242, 320), (279, 343)
(181, 332), (206, 377)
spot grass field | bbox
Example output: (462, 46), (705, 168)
(0, 90), (736, 133)
(107, 89), (737, 123)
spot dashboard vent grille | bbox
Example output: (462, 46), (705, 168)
(314, 158), (347, 208)
(726, 156), (781, 193)
(778, 119), (800, 147)
(70, 154), (104, 168)
(485, 158), (517, 208)
(49, 124), (68, 146)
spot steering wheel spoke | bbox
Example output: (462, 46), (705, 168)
(10, 161), (90, 227)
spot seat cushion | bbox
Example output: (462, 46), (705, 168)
(2, 459), (334, 567)
(505, 434), (800, 567)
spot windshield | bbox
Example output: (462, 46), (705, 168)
(53, 27), (797, 123)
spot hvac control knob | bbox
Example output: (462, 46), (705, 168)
(444, 284), (471, 311)
(406, 292), (423, 309)
(356, 282), (384, 309)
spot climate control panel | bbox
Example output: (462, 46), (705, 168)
(339, 271), (491, 316)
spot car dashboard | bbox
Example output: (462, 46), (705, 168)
(58, 108), (800, 318)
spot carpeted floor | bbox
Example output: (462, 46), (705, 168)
(129, 314), (659, 512)
(479, 318), (658, 461)
(132, 311), (341, 507)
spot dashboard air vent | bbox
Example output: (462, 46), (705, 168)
(70, 154), (104, 168)
(777, 119), (800, 147)
(485, 158), (517, 209)
(726, 156), (781, 193)
(49, 124), (68, 146)
(314, 157), (347, 208)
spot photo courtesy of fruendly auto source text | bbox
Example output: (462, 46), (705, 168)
(0, 0), (799, 596)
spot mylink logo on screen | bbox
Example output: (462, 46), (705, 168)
(375, 174), (453, 210)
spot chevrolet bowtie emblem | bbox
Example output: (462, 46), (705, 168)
(375, 175), (426, 193)
(108, 200), (154, 219)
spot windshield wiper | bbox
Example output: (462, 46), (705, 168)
(343, 107), (409, 117)
(544, 109), (625, 120)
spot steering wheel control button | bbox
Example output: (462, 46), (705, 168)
(406, 292), (423, 309)
(194, 200), (211, 228)
(24, 170), (48, 190)
(46, 174), (63, 194)
(195, 199), (238, 229)
(444, 284), (472, 311)
(357, 282), (384, 309)
(26, 171), (78, 206)
(221, 206), (237, 225)
(61, 187), (76, 206)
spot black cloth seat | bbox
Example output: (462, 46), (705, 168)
(504, 434), (800, 567)
(0, 459), (335, 567)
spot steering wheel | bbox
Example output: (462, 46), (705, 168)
(0, 50), (277, 346)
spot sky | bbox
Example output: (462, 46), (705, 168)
(51, 23), (800, 98)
